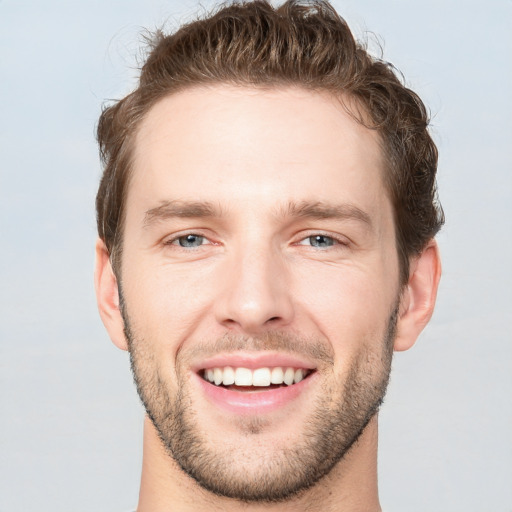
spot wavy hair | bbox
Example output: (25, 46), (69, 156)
(96, 0), (444, 283)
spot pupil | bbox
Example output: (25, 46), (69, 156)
(311, 235), (333, 247)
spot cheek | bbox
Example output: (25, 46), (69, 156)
(293, 261), (396, 354)
(121, 259), (219, 347)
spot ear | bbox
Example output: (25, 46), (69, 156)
(94, 238), (128, 351)
(394, 240), (442, 352)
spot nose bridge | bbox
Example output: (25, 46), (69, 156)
(216, 236), (293, 333)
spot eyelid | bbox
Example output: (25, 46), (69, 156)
(162, 230), (215, 247)
(160, 229), (349, 248)
(295, 230), (350, 247)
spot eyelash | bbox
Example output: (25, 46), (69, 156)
(294, 230), (350, 251)
(163, 231), (348, 250)
(296, 234), (346, 248)
(164, 232), (212, 249)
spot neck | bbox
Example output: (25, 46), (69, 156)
(136, 415), (381, 512)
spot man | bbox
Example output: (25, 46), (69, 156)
(94, 1), (443, 510)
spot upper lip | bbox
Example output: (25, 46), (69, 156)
(191, 351), (318, 372)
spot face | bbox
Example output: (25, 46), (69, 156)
(119, 86), (401, 501)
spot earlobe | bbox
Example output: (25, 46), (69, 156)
(394, 240), (442, 352)
(94, 238), (128, 351)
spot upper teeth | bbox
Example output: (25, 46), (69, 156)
(203, 367), (308, 387)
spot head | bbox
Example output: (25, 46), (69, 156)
(96, 0), (443, 285)
(95, 0), (443, 505)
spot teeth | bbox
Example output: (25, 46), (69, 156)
(283, 367), (295, 385)
(234, 367), (253, 386)
(203, 366), (310, 387)
(271, 367), (284, 384)
(222, 366), (235, 385)
(214, 368), (223, 386)
(252, 368), (271, 386)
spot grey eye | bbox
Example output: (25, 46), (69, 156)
(177, 234), (205, 247)
(309, 235), (335, 248)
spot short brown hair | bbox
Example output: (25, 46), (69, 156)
(96, 0), (444, 283)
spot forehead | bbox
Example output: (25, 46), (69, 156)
(128, 85), (388, 222)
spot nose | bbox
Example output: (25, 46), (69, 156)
(214, 244), (295, 334)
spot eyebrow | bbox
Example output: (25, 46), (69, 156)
(143, 199), (373, 230)
(143, 200), (221, 228)
(278, 200), (373, 229)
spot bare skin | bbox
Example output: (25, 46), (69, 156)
(95, 85), (441, 511)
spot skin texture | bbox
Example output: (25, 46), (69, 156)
(95, 85), (441, 512)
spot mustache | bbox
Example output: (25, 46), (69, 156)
(179, 331), (335, 366)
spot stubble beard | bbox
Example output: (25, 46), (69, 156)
(121, 301), (397, 503)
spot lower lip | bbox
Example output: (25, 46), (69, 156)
(194, 372), (316, 415)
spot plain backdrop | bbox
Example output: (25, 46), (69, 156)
(1, 1), (511, 511)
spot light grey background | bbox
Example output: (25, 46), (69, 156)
(1, 1), (511, 511)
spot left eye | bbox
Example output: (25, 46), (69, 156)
(172, 234), (207, 248)
(300, 235), (337, 248)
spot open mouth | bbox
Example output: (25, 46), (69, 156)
(201, 366), (314, 390)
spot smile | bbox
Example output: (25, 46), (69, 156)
(202, 366), (313, 388)
(195, 363), (317, 415)
(192, 352), (318, 413)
